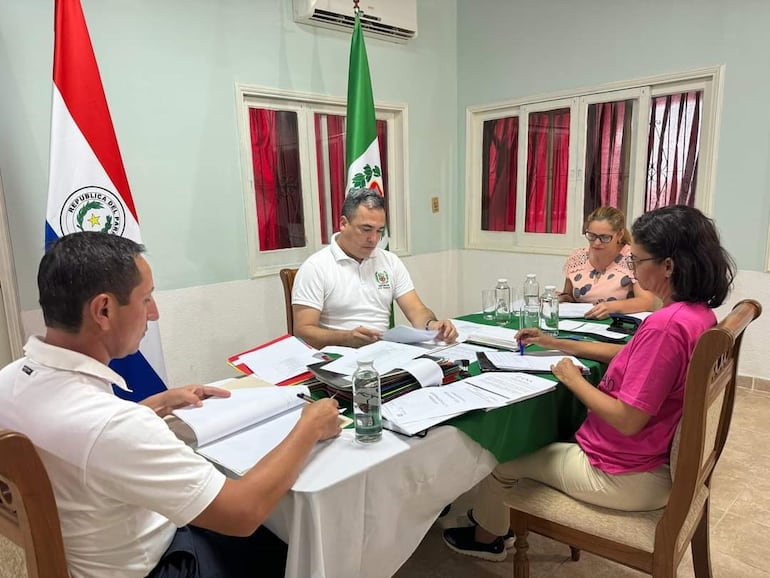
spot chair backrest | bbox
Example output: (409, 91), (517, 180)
(279, 268), (298, 335)
(0, 429), (69, 578)
(659, 299), (761, 557)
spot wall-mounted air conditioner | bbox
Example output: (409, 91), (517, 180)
(292, 0), (417, 44)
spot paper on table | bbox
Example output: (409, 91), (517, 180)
(464, 372), (556, 406)
(172, 385), (309, 447)
(558, 302), (595, 318)
(323, 341), (425, 376)
(558, 320), (628, 341)
(484, 352), (590, 374)
(381, 381), (509, 435)
(423, 341), (497, 363)
(397, 357), (444, 387)
(382, 325), (439, 344)
(237, 336), (319, 384)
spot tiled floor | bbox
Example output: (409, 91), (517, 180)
(394, 388), (770, 577)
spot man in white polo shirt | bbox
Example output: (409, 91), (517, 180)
(292, 188), (458, 349)
(0, 232), (341, 578)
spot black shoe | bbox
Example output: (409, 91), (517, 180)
(442, 526), (507, 562)
(466, 509), (516, 550)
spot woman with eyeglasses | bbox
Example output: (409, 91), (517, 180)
(561, 206), (655, 319)
(443, 206), (735, 561)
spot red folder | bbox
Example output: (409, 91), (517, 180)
(226, 334), (314, 386)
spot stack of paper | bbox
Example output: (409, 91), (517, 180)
(481, 352), (590, 374)
(227, 335), (320, 384)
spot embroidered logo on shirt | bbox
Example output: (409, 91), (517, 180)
(374, 270), (391, 289)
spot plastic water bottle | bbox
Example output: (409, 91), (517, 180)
(522, 274), (540, 329)
(494, 278), (511, 326)
(540, 285), (560, 336)
(352, 357), (382, 443)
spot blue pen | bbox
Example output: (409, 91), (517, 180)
(519, 341), (525, 355)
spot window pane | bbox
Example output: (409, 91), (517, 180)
(314, 114), (390, 244)
(525, 108), (570, 233)
(645, 91), (702, 210)
(583, 100), (633, 220)
(481, 117), (518, 232)
(248, 107), (305, 251)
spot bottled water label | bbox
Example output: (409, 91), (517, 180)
(352, 365), (382, 443)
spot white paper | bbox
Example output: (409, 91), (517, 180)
(558, 320), (628, 340)
(172, 385), (309, 446)
(558, 302), (595, 318)
(382, 325), (439, 344)
(381, 381), (508, 435)
(485, 352), (590, 374)
(398, 357), (444, 387)
(238, 336), (319, 384)
(423, 342), (497, 362)
(623, 311), (653, 322)
(197, 406), (305, 477)
(464, 372), (557, 406)
(323, 341), (425, 376)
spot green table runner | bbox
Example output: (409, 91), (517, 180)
(446, 313), (612, 463)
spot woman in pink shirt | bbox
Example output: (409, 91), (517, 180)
(443, 206), (735, 562)
(562, 206), (655, 319)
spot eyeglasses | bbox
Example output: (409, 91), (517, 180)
(584, 231), (615, 244)
(625, 255), (659, 271)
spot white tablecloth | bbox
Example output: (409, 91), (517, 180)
(265, 426), (497, 578)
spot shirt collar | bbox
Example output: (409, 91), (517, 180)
(23, 336), (130, 392)
(330, 232), (375, 264)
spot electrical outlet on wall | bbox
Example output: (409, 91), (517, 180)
(431, 196), (439, 213)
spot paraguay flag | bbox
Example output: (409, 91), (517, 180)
(46, 0), (167, 401)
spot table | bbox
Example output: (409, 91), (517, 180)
(266, 315), (613, 577)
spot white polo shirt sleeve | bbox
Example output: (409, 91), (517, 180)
(388, 252), (415, 300)
(85, 404), (225, 527)
(292, 256), (326, 312)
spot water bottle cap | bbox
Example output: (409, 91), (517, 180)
(545, 285), (556, 291)
(526, 273), (536, 278)
(497, 278), (508, 283)
(357, 356), (376, 365)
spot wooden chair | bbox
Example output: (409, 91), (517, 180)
(0, 429), (68, 578)
(279, 268), (298, 335)
(504, 299), (762, 578)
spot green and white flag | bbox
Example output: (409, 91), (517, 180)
(345, 10), (387, 247)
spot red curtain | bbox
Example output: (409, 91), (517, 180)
(249, 108), (305, 251)
(315, 114), (347, 244)
(481, 117), (518, 231)
(584, 101), (632, 219)
(525, 109), (569, 233)
(315, 116), (390, 243)
(645, 91), (701, 210)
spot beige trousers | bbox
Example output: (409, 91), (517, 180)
(472, 442), (672, 536)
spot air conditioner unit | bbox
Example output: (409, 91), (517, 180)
(292, 0), (417, 44)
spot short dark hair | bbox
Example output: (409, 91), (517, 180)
(631, 205), (735, 307)
(38, 232), (146, 332)
(341, 187), (385, 221)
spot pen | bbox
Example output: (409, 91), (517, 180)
(297, 392), (316, 404)
(519, 341), (525, 356)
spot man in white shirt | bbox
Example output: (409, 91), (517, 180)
(292, 188), (458, 349)
(0, 232), (341, 578)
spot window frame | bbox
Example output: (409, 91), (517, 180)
(236, 84), (410, 277)
(464, 66), (723, 254)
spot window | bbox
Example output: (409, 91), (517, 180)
(238, 86), (409, 275)
(465, 68), (721, 253)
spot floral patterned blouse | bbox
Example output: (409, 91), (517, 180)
(563, 245), (637, 303)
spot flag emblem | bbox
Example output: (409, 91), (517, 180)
(375, 270), (390, 287)
(61, 186), (127, 235)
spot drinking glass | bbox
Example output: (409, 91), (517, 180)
(481, 289), (496, 320)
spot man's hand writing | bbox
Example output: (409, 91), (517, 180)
(300, 398), (342, 441)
